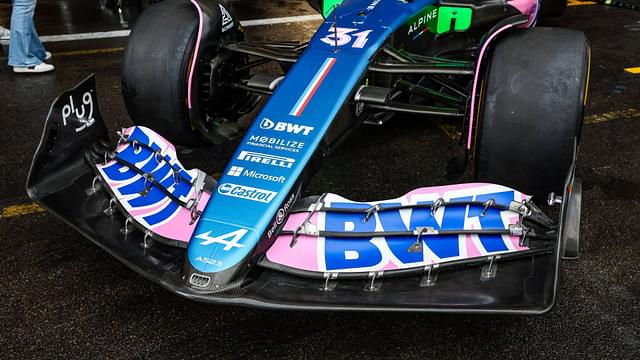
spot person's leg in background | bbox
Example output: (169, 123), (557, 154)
(8, 0), (53, 73)
(28, 17), (46, 60)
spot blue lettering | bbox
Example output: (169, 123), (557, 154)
(376, 196), (472, 260)
(376, 203), (423, 264)
(101, 127), (154, 181)
(468, 191), (514, 252)
(99, 127), (197, 226)
(324, 202), (382, 271)
(410, 196), (471, 259)
(322, 191), (516, 271)
(120, 161), (172, 207)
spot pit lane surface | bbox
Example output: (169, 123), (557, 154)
(1, 1), (639, 358)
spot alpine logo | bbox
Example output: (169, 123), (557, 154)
(259, 118), (314, 136)
(217, 183), (277, 203)
(196, 228), (248, 250)
(219, 4), (234, 32)
(237, 150), (295, 169)
(227, 166), (286, 184)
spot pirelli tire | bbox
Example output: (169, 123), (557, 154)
(122, 0), (206, 146)
(474, 27), (590, 200)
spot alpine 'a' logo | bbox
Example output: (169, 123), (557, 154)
(196, 228), (248, 250)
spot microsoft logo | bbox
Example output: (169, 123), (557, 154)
(227, 166), (244, 177)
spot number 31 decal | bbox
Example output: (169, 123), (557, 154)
(320, 27), (373, 49)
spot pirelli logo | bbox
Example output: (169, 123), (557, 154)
(237, 151), (295, 169)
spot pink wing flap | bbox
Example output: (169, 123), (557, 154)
(267, 183), (530, 273)
(95, 126), (212, 247)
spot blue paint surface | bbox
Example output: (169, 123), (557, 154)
(188, 0), (436, 273)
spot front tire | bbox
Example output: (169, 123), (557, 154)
(474, 27), (590, 199)
(122, 0), (205, 146)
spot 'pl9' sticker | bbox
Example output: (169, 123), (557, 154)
(61, 91), (95, 132)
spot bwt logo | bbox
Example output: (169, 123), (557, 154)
(237, 150), (294, 169)
(259, 118), (314, 136)
(99, 127), (193, 227)
(217, 183), (277, 203)
(322, 191), (517, 271)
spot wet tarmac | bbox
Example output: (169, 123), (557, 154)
(1, 1), (640, 359)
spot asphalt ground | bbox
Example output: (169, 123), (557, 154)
(1, 1), (640, 359)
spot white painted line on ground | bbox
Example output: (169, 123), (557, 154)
(43, 30), (130, 43)
(0, 14), (324, 45)
(241, 14), (323, 27)
(0, 29), (130, 44)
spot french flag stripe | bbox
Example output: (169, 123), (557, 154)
(289, 57), (336, 117)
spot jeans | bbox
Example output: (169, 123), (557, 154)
(8, 0), (46, 67)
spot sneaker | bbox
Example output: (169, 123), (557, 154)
(44, 51), (52, 61)
(13, 62), (55, 73)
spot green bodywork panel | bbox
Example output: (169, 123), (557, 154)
(322, 2), (473, 35)
(407, 5), (439, 37)
(405, 5), (474, 37)
(437, 6), (473, 34)
(323, 0), (345, 17)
